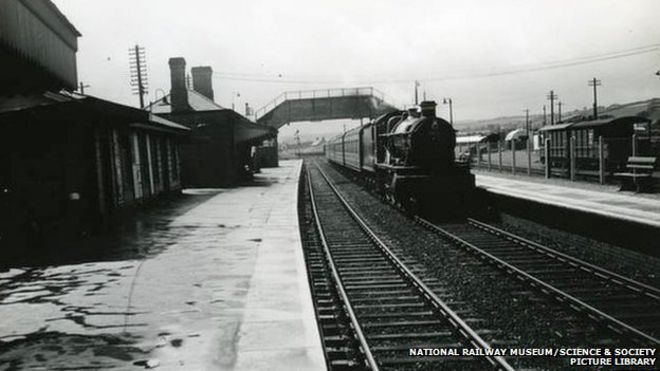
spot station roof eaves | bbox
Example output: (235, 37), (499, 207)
(0, 90), (189, 132)
(147, 89), (225, 114)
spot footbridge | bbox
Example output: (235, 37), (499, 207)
(255, 87), (398, 129)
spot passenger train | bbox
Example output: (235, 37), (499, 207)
(325, 101), (477, 216)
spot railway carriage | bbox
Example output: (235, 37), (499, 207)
(539, 116), (652, 173)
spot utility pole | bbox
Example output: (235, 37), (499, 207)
(423, 90), (427, 101)
(546, 90), (558, 125)
(129, 45), (148, 108)
(524, 109), (530, 138)
(543, 105), (547, 126)
(232, 91), (240, 111)
(443, 98), (453, 125)
(558, 101), (562, 123)
(588, 77), (601, 119)
(78, 82), (90, 94)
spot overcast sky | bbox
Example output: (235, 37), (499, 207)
(54, 0), (660, 128)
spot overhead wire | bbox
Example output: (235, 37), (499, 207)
(211, 43), (660, 85)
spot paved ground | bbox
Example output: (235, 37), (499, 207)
(0, 160), (325, 370)
(476, 173), (660, 228)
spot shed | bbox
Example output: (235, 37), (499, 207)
(0, 90), (189, 253)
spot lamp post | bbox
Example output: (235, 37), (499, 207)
(149, 88), (166, 112)
(232, 91), (241, 111)
(443, 98), (453, 125)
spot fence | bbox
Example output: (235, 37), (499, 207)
(464, 134), (658, 185)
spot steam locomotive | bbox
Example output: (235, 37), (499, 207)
(325, 101), (476, 216)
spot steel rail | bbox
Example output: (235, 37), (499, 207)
(467, 218), (660, 299)
(315, 164), (515, 371)
(306, 167), (380, 371)
(416, 217), (660, 347)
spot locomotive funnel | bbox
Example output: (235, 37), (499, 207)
(420, 101), (437, 118)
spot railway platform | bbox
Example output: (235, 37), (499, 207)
(476, 173), (660, 228)
(0, 160), (325, 370)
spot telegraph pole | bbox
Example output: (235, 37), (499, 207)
(524, 109), (530, 138)
(588, 77), (601, 119)
(543, 105), (547, 126)
(78, 82), (90, 94)
(129, 45), (148, 108)
(558, 101), (562, 123)
(546, 90), (558, 125)
(443, 98), (453, 125)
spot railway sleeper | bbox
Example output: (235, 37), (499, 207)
(339, 274), (402, 281)
(340, 278), (404, 285)
(349, 289), (414, 297)
(370, 341), (463, 352)
(353, 302), (426, 309)
(351, 296), (420, 304)
(344, 283), (409, 290)
(361, 319), (444, 328)
(358, 312), (436, 320)
(376, 355), (486, 367)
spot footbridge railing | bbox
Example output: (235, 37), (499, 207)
(255, 87), (398, 128)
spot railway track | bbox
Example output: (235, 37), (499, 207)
(299, 166), (367, 370)
(305, 164), (514, 371)
(415, 217), (660, 347)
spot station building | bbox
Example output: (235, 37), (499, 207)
(148, 58), (277, 188)
(0, 0), (189, 255)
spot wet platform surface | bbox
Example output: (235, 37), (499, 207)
(0, 160), (325, 370)
(476, 174), (660, 228)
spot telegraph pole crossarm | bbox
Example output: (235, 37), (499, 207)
(129, 44), (148, 109)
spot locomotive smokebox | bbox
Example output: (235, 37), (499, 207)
(420, 101), (437, 118)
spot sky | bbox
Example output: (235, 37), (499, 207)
(53, 0), (660, 141)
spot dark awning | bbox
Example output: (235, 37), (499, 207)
(538, 123), (574, 132)
(570, 116), (649, 129)
(0, 90), (190, 134)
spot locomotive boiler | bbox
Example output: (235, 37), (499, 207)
(325, 100), (476, 216)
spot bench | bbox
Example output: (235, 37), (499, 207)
(614, 156), (657, 192)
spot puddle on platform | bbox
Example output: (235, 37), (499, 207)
(0, 331), (146, 370)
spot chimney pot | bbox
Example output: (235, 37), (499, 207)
(191, 66), (214, 101)
(169, 57), (189, 112)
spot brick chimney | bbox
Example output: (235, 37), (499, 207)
(191, 66), (214, 101)
(169, 57), (190, 112)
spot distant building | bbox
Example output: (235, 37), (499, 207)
(147, 58), (277, 187)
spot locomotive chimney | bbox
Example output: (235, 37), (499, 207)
(420, 101), (437, 118)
